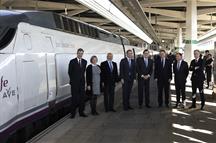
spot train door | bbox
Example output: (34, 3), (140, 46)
(15, 29), (48, 113)
(43, 35), (57, 103)
(55, 53), (72, 100)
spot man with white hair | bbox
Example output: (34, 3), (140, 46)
(189, 50), (205, 110)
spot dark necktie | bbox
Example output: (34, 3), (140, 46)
(79, 59), (82, 68)
(145, 59), (148, 67)
(109, 61), (113, 72)
(161, 59), (164, 68)
(129, 59), (131, 68)
(177, 62), (180, 70)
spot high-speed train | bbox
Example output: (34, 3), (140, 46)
(0, 10), (148, 142)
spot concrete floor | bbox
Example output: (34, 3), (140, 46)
(35, 77), (216, 143)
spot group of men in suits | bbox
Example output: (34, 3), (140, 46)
(68, 48), (206, 118)
(120, 49), (205, 110)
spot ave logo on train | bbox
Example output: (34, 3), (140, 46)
(0, 76), (16, 99)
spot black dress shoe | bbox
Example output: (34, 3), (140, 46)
(139, 105), (142, 109)
(110, 109), (116, 112)
(158, 105), (162, 108)
(80, 114), (88, 117)
(92, 112), (99, 116)
(128, 106), (134, 110)
(146, 105), (151, 108)
(174, 102), (179, 108)
(189, 105), (196, 109)
(124, 108), (129, 111)
(166, 104), (169, 108)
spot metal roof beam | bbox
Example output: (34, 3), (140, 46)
(73, 17), (110, 23)
(2, 0), (86, 10)
(140, 0), (186, 7)
(143, 7), (185, 19)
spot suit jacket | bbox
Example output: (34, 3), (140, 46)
(154, 58), (172, 81)
(205, 58), (213, 70)
(100, 61), (119, 84)
(173, 60), (189, 84)
(120, 57), (136, 81)
(189, 58), (205, 82)
(136, 57), (153, 80)
(68, 58), (87, 87)
(86, 64), (102, 94)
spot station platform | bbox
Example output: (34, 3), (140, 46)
(31, 76), (216, 143)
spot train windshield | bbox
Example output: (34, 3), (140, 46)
(0, 10), (21, 50)
(0, 26), (16, 50)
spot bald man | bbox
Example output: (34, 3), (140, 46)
(101, 53), (119, 112)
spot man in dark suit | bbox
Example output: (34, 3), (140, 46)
(120, 49), (136, 111)
(136, 49), (153, 108)
(173, 53), (189, 108)
(68, 48), (88, 118)
(154, 50), (172, 108)
(101, 53), (119, 112)
(189, 50), (205, 110)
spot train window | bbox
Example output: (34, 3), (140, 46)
(74, 21), (79, 33)
(83, 24), (87, 35)
(80, 23), (84, 35)
(92, 28), (97, 38)
(83, 24), (89, 36)
(23, 34), (32, 50)
(0, 27), (16, 50)
(94, 29), (99, 38)
(86, 25), (90, 36)
(62, 17), (70, 31)
(54, 14), (62, 29)
(88, 27), (93, 37)
(68, 19), (75, 32)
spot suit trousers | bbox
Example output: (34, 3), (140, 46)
(191, 80), (205, 106)
(138, 79), (150, 106)
(71, 84), (85, 116)
(157, 80), (170, 106)
(122, 79), (133, 110)
(104, 82), (115, 111)
(175, 81), (186, 103)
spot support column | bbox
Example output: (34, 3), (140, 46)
(174, 38), (178, 49)
(177, 27), (183, 49)
(185, 0), (197, 62)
